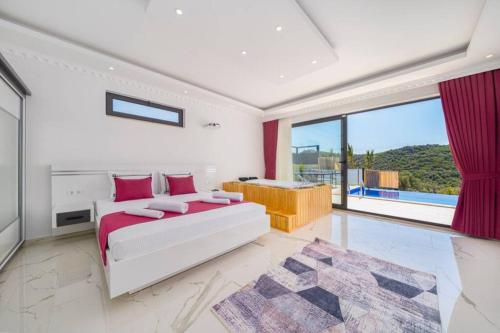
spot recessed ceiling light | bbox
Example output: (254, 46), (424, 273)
(311, 60), (318, 64)
(241, 50), (247, 55)
(108, 66), (115, 71)
(485, 54), (494, 58)
(175, 8), (183, 15)
(183, 90), (188, 94)
(275, 26), (283, 32)
(279, 74), (285, 79)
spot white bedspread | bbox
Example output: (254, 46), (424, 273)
(95, 192), (267, 262)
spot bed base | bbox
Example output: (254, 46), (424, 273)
(98, 214), (270, 299)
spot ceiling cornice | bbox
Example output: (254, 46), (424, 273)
(264, 45), (468, 112)
(263, 0), (500, 118)
(0, 44), (268, 117)
(263, 57), (500, 121)
(1, 3), (497, 121)
(0, 17), (264, 115)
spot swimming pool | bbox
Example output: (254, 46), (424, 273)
(349, 187), (458, 206)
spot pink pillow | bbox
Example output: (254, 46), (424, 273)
(167, 175), (196, 195)
(114, 177), (154, 202)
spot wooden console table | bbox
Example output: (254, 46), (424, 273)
(222, 181), (332, 233)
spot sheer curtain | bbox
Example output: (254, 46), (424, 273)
(276, 118), (293, 181)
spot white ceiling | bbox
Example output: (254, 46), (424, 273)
(0, 0), (497, 111)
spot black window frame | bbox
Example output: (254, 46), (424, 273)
(290, 96), (456, 229)
(292, 115), (348, 210)
(106, 92), (184, 127)
(342, 96), (454, 229)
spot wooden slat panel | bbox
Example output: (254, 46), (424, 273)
(364, 170), (399, 189)
(223, 182), (332, 233)
(379, 171), (399, 188)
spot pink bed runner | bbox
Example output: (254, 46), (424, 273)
(99, 200), (245, 265)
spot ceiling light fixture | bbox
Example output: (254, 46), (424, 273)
(108, 66), (115, 71)
(241, 50), (247, 55)
(485, 54), (493, 59)
(279, 74), (285, 79)
(311, 60), (318, 64)
(175, 8), (183, 15)
(275, 26), (283, 32)
(183, 90), (188, 94)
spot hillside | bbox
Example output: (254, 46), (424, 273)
(351, 144), (461, 194)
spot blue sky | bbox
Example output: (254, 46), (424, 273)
(113, 100), (179, 123)
(292, 98), (449, 154)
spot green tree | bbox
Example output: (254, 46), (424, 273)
(364, 150), (374, 169)
(438, 186), (460, 195)
(299, 164), (305, 175)
(347, 144), (354, 168)
(298, 144), (461, 193)
(351, 144), (460, 193)
(399, 171), (411, 190)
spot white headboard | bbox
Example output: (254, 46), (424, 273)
(50, 164), (217, 235)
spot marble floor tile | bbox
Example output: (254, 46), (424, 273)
(1, 211), (499, 333)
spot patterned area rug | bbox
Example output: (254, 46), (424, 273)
(213, 238), (441, 332)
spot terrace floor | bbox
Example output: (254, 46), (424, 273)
(346, 196), (455, 226)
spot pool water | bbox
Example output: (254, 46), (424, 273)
(349, 187), (458, 206)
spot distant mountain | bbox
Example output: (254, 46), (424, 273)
(351, 144), (461, 194)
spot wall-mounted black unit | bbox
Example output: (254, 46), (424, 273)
(56, 209), (91, 227)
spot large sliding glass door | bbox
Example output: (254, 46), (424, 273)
(346, 98), (457, 226)
(290, 98), (458, 226)
(0, 55), (27, 269)
(292, 116), (347, 208)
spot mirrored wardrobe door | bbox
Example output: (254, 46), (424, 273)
(0, 73), (24, 269)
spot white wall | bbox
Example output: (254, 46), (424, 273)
(1, 34), (264, 240)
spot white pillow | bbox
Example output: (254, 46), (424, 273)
(159, 172), (191, 194)
(108, 171), (155, 199)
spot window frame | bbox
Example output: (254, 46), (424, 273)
(291, 115), (348, 210)
(105, 92), (184, 127)
(290, 95), (457, 228)
(348, 96), (455, 228)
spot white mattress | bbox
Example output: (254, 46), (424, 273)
(245, 179), (315, 189)
(95, 192), (267, 262)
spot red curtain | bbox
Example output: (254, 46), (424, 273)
(263, 120), (279, 180)
(439, 69), (500, 239)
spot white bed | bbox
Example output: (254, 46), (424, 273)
(95, 192), (270, 298)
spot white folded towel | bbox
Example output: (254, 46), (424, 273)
(212, 191), (243, 202)
(202, 197), (231, 205)
(124, 208), (164, 219)
(148, 200), (189, 214)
